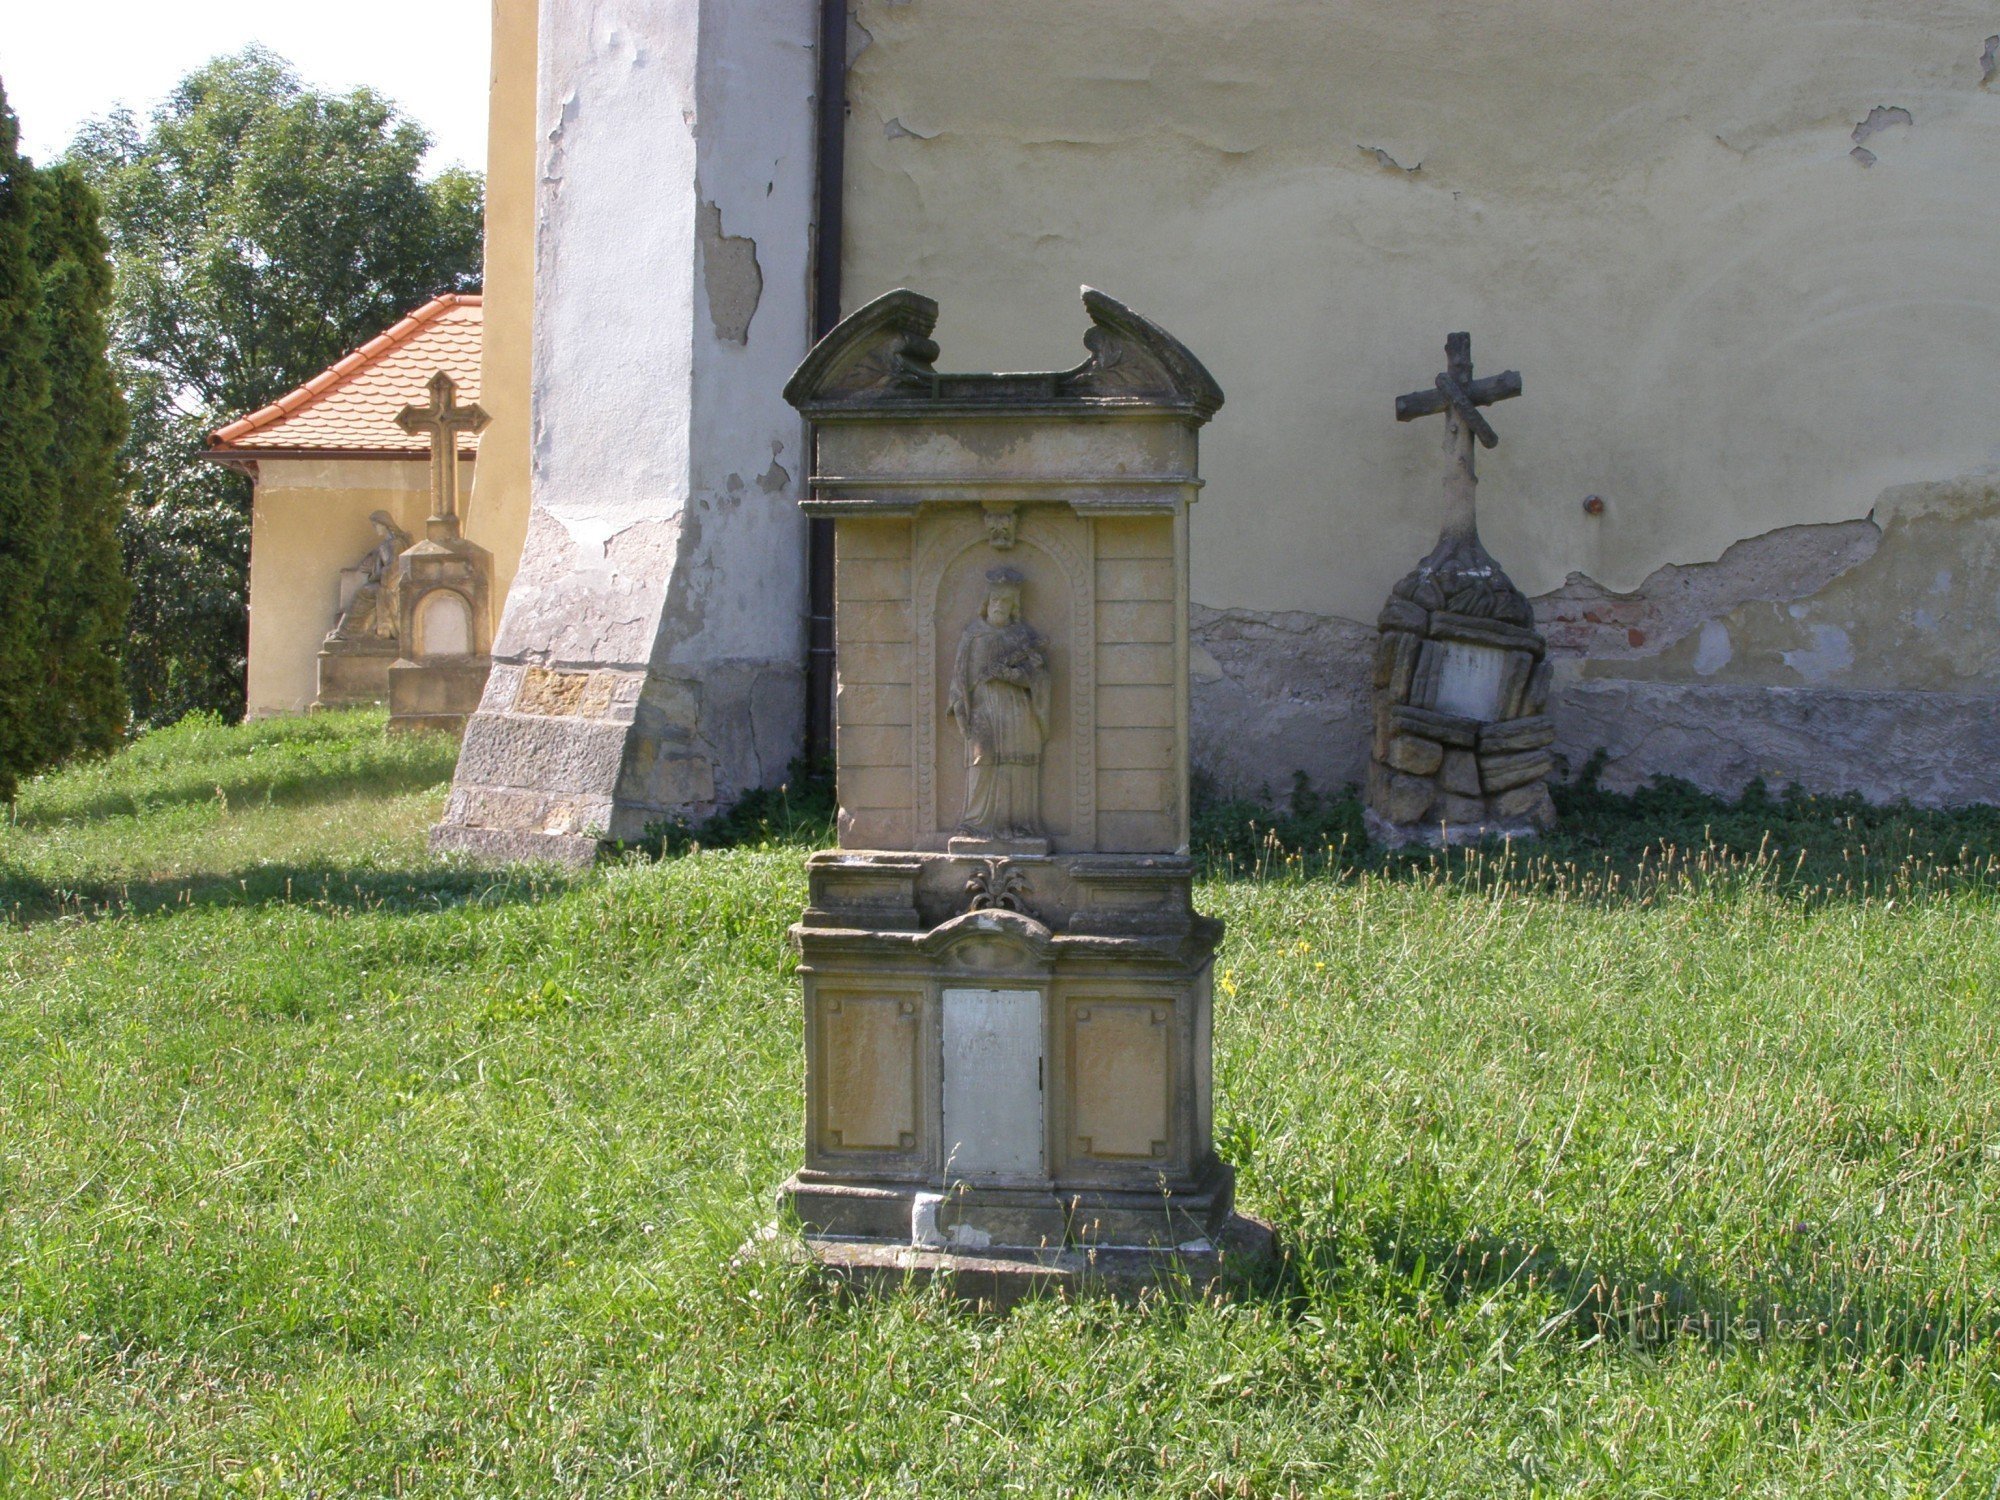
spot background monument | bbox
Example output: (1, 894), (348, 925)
(776, 287), (1267, 1297)
(313, 510), (411, 709)
(1366, 334), (1556, 845)
(386, 371), (495, 735)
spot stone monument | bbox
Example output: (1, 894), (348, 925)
(775, 287), (1268, 1298)
(387, 370), (495, 735)
(1366, 333), (1557, 845)
(313, 510), (412, 709)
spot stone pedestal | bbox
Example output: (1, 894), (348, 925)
(314, 638), (397, 709)
(1365, 532), (1557, 845)
(387, 531), (495, 736)
(775, 288), (1270, 1298)
(788, 851), (1232, 1257)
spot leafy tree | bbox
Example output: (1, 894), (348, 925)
(70, 47), (484, 724)
(0, 81), (57, 802)
(26, 162), (131, 768)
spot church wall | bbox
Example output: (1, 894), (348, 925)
(839, 1), (2000, 807)
(434, 0), (821, 863)
(245, 457), (435, 717)
(464, 0), (539, 608)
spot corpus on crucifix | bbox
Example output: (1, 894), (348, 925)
(398, 370), (491, 541)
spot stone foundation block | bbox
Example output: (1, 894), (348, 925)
(1371, 701), (1396, 760)
(1384, 772), (1436, 823)
(1385, 734), (1444, 776)
(1378, 600), (1429, 634)
(1478, 714), (1557, 754)
(1492, 782), (1556, 826)
(1390, 704), (1480, 748)
(768, 1212), (1278, 1310)
(455, 713), (635, 798)
(1479, 749), (1554, 795)
(1439, 748), (1482, 797)
(620, 738), (718, 811)
(1438, 792), (1487, 824)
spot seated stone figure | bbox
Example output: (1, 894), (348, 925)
(326, 511), (412, 645)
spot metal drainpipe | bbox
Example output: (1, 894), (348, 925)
(804, 0), (848, 770)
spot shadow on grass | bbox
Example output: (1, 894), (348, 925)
(1258, 1202), (2000, 1373)
(0, 859), (574, 928)
(1194, 771), (2000, 906)
(10, 741), (461, 830)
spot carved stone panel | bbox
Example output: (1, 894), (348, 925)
(834, 519), (917, 851)
(1066, 997), (1172, 1163)
(1433, 640), (1509, 721)
(417, 590), (475, 657)
(816, 989), (923, 1155)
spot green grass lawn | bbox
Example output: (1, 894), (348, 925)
(4, 712), (2000, 1496)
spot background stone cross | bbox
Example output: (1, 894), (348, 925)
(1394, 332), (1521, 543)
(398, 369), (491, 537)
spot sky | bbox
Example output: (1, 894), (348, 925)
(1, 0), (492, 174)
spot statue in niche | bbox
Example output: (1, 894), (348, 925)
(326, 511), (413, 644)
(948, 566), (1052, 842)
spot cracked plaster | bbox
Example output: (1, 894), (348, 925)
(455, 0), (2000, 836)
(434, 0), (818, 864)
(840, 1), (2000, 810)
(1188, 473), (1999, 807)
(843, 1), (2000, 627)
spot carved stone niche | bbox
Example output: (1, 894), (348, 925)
(1365, 531), (1558, 845)
(386, 533), (495, 736)
(774, 288), (1270, 1299)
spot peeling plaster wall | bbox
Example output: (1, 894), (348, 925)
(1560, 476), (2000, 693)
(436, 0), (818, 863)
(1535, 473), (2000, 804)
(844, 1), (2000, 806)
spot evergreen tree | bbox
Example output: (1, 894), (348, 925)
(0, 81), (57, 802)
(26, 162), (130, 765)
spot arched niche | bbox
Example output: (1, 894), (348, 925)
(914, 506), (1094, 852)
(416, 589), (474, 657)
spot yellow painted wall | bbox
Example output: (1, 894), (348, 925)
(245, 457), (439, 716)
(840, 1), (2000, 645)
(465, 0), (539, 605)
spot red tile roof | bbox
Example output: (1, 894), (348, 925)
(209, 294), (484, 456)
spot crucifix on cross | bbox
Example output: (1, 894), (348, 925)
(398, 369), (491, 540)
(1394, 332), (1521, 546)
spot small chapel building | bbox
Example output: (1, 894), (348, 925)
(204, 293), (524, 718)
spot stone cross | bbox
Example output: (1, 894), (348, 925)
(1394, 333), (1521, 545)
(397, 370), (491, 538)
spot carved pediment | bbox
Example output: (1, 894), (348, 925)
(920, 908), (1056, 972)
(1058, 288), (1224, 418)
(785, 287), (1223, 422)
(782, 290), (941, 409)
